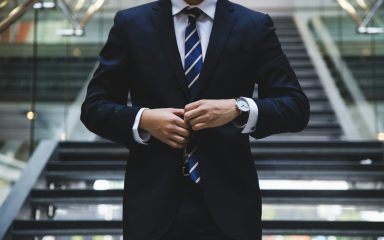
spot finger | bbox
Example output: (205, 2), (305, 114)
(167, 139), (186, 149)
(184, 100), (202, 112)
(184, 107), (205, 122)
(170, 134), (188, 145)
(189, 115), (209, 126)
(191, 123), (207, 131)
(170, 108), (184, 118)
(172, 126), (191, 138)
(173, 116), (191, 130)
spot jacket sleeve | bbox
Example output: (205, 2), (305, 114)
(250, 14), (310, 139)
(80, 11), (141, 148)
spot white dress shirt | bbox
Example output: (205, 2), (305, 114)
(132, 0), (258, 144)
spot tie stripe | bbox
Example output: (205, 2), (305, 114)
(188, 74), (200, 88)
(189, 162), (198, 173)
(185, 40), (200, 59)
(187, 152), (200, 183)
(184, 7), (203, 184)
(185, 55), (202, 75)
(185, 29), (197, 42)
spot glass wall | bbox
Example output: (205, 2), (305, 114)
(0, 0), (144, 206)
(0, 0), (150, 155)
(308, 0), (384, 140)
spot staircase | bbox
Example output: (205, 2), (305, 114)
(345, 56), (384, 102)
(0, 57), (95, 102)
(1, 17), (384, 239)
(263, 17), (343, 141)
(319, 16), (384, 103)
(1, 140), (384, 238)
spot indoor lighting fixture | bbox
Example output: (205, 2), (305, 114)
(0, 0), (8, 9)
(337, 0), (357, 15)
(60, 132), (66, 141)
(356, 0), (368, 9)
(33, 1), (55, 9)
(74, 0), (86, 11)
(93, 180), (110, 190)
(57, 28), (84, 36)
(378, 132), (384, 141)
(26, 111), (36, 120)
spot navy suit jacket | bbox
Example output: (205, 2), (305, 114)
(81, 0), (310, 239)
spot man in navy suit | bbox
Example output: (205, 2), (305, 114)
(81, 0), (310, 239)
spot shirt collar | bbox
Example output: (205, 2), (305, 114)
(171, 0), (217, 19)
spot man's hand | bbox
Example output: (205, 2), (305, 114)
(139, 108), (191, 149)
(184, 99), (240, 131)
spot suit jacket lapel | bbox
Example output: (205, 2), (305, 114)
(191, 0), (236, 101)
(150, 0), (190, 100)
(150, 0), (237, 102)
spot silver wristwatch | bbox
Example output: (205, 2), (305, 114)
(234, 97), (250, 127)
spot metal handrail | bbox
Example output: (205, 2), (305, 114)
(79, 0), (105, 28)
(0, 0), (106, 36)
(337, 0), (384, 34)
(57, 0), (106, 36)
(57, 0), (81, 27)
(55, 0), (106, 36)
(0, 0), (38, 34)
(310, 16), (376, 138)
(0, 140), (58, 239)
(294, 14), (361, 140)
(358, 0), (384, 33)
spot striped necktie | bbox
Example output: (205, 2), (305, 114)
(183, 7), (203, 184)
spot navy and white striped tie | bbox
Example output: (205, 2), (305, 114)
(184, 7), (202, 184)
(184, 7), (203, 98)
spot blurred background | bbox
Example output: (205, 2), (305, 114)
(0, 0), (383, 239)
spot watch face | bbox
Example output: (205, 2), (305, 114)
(237, 98), (250, 112)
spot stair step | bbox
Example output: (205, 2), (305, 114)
(57, 142), (382, 162)
(11, 220), (384, 236)
(43, 163), (382, 181)
(277, 37), (303, 43)
(28, 189), (384, 205)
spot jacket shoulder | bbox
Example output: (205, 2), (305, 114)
(228, 1), (269, 24)
(114, 1), (159, 23)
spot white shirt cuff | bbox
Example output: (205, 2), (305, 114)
(241, 97), (258, 134)
(132, 108), (151, 145)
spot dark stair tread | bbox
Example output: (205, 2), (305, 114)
(28, 189), (384, 205)
(11, 220), (384, 236)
